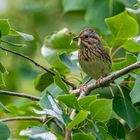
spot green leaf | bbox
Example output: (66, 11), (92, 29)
(62, 0), (90, 13)
(123, 36), (140, 52)
(130, 74), (140, 104)
(107, 118), (125, 139)
(34, 72), (54, 91)
(57, 94), (80, 110)
(78, 95), (97, 110)
(47, 83), (64, 97)
(0, 122), (10, 139)
(0, 19), (10, 36)
(43, 28), (77, 52)
(20, 126), (57, 139)
(73, 133), (96, 140)
(0, 102), (10, 113)
(1, 39), (26, 47)
(113, 96), (140, 129)
(54, 74), (69, 94)
(0, 62), (7, 74)
(44, 50), (70, 74)
(0, 73), (5, 86)
(105, 11), (138, 40)
(125, 52), (137, 66)
(86, 0), (124, 31)
(90, 99), (112, 121)
(40, 91), (70, 125)
(59, 52), (79, 72)
(9, 28), (34, 41)
(67, 110), (88, 129)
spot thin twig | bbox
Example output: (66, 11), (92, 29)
(111, 45), (122, 58)
(0, 46), (76, 89)
(0, 116), (46, 123)
(0, 90), (40, 101)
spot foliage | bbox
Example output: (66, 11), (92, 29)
(0, 0), (140, 140)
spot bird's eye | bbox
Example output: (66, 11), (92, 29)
(85, 35), (89, 38)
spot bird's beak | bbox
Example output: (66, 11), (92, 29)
(70, 36), (81, 46)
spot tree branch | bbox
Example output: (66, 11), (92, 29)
(0, 90), (40, 101)
(65, 61), (140, 140)
(71, 61), (140, 96)
(0, 116), (46, 123)
(0, 46), (76, 89)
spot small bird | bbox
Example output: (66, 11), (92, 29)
(73, 28), (112, 86)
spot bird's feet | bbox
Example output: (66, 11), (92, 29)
(80, 77), (92, 92)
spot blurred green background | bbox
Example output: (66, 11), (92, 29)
(0, 0), (140, 139)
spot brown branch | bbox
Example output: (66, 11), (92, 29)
(71, 61), (140, 96)
(0, 46), (76, 89)
(65, 61), (140, 139)
(0, 116), (46, 123)
(0, 90), (40, 101)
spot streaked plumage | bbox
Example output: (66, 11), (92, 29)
(73, 29), (111, 80)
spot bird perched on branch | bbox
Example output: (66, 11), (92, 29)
(72, 28), (112, 87)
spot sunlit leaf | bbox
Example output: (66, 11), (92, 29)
(57, 94), (80, 110)
(20, 126), (57, 140)
(9, 28), (34, 41)
(62, 0), (90, 13)
(73, 133), (96, 140)
(90, 99), (112, 121)
(78, 95), (97, 110)
(0, 19), (10, 36)
(105, 11), (138, 40)
(54, 74), (69, 94)
(67, 110), (88, 129)
(123, 36), (140, 52)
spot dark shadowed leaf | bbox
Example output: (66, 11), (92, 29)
(130, 73), (140, 104)
(57, 94), (80, 110)
(73, 133), (96, 140)
(113, 96), (140, 129)
(0, 62), (7, 74)
(34, 72), (54, 91)
(86, 0), (124, 31)
(90, 99), (112, 121)
(0, 19), (10, 36)
(0, 122), (10, 140)
(107, 118), (125, 139)
(67, 110), (88, 129)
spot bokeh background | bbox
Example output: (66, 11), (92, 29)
(0, 0), (139, 139)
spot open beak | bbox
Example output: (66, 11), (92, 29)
(70, 36), (81, 46)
